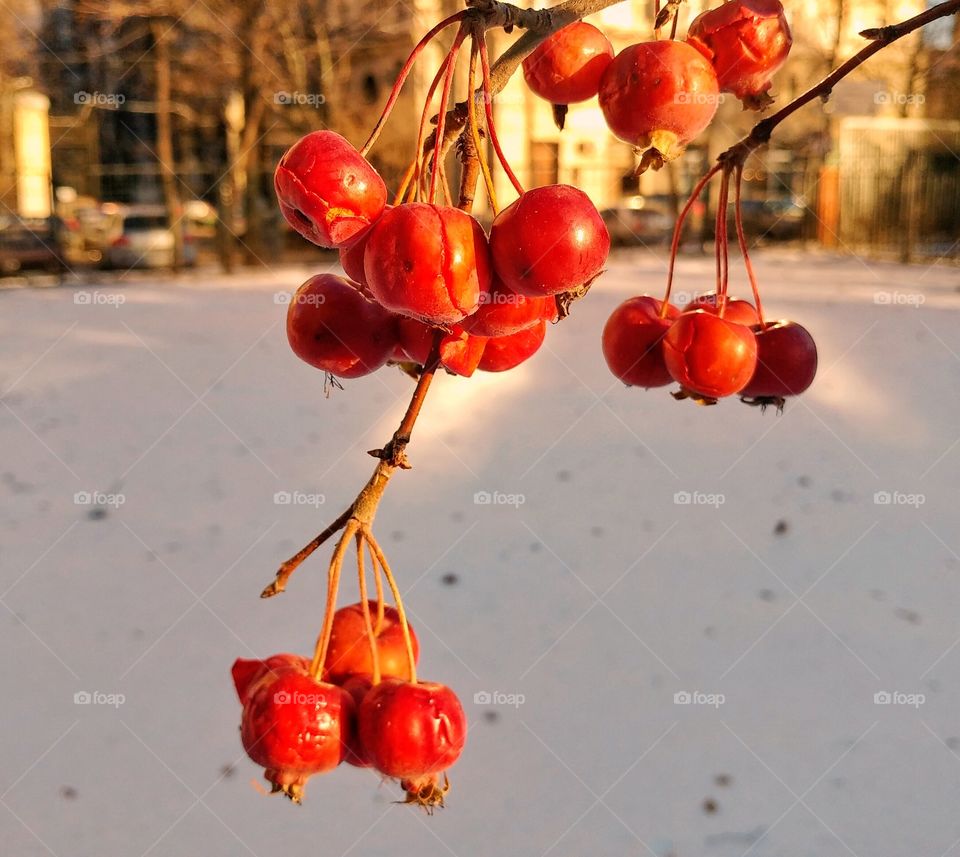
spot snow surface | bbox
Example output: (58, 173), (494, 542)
(2, 248), (960, 857)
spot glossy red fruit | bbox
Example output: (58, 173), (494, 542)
(338, 674), (374, 768)
(662, 310), (758, 398)
(489, 185), (609, 298)
(461, 277), (557, 338)
(478, 321), (548, 372)
(687, 0), (792, 108)
(598, 40), (719, 165)
(522, 22), (614, 104)
(275, 131), (386, 248)
(325, 601), (420, 682)
(741, 320), (817, 399)
(238, 663), (353, 802)
(683, 293), (760, 326)
(397, 318), (488, 377)
(232, 654), (309, 706)
(286, 275), (399, 379)
(364, 203), (491, 326)
(358, 679), (466, 782)
(602, 296), (679, 388)
(339, 205), (392, 287)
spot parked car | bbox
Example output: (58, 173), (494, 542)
(0, 215), (66, 274)
(736, 197), (807, 241)
(601, 200), (674, 246)
(100, 205), (197, 269)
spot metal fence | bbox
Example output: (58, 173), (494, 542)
(836, 117), (960, 263)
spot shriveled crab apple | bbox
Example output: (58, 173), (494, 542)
(364, 203), (492, 326)
(234, 658), (354, 802)
(275, 130), (387, 248)
(687, 0), (792, 110)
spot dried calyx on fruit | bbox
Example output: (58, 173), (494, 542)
(598, 40), (719, 173)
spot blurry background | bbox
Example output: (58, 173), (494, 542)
(0, 0), (958, 277)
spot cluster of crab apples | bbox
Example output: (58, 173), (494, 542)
(233, 602), (465, 808)
(522, 0), (792, 167)
(603, 293), (818, 408)
(276, 128), (609, 380)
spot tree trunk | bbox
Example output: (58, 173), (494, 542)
(151, 20), (185, 271)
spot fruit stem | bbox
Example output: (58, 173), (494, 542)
(412, 51), (458, 205)
(478, 34), (525, 197)
(310, 520), (359, 679)
(363, 527), (418, 684)
(733, 164), (766, 327)
(371, 539), (386, 634)
(394, 159), (417, 206)
(715, 167), (730, 309)
(659, 163), (720, 318)
(359, 10), (469, 157)
(467, 34), (499, 214)
(356, 531), (382, 685)
(430, 26), (468, 204)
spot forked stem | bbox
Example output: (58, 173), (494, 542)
(659, 164), (720, 316)
(310, 520), (360, 679)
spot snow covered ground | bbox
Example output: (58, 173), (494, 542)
(2, 248), (960, 857)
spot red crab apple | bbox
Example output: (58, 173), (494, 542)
(232, 653), (309, 706)
(338, 674), (374, 768)
(286, 274), (399, 379)
(275, 130), (386, 248)
(522, 21), (614, 104)
(397, 318), (488, 377)
(358, 679), (466, 806)
(598, 40), (719, 169)
(687, 0), (792, 109)
(662, 310), (758, 399)
(324, 601), (420, 683)
(338, 205), (392, 288)
(740, 320), (818, 401)
(489, 184), (609, 298)
(364, 203), (492, 325)
(478, 321), (548, 372)
(602, 296), (679, 388)
(683, 293), (760, 326)
(236, 660), (354, 802)
(461, 277), (557, 338)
